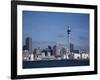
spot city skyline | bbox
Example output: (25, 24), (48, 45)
(23, 11), (89, 51)
(23, 36), (90, 62)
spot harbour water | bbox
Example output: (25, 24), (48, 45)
(23, 59), (89, 68)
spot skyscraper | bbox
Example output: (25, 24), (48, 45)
(70, 43), (74, 52)
(26, 37), (32, 54)
(53, 45), (57, 56)
(53, 45), (60, 57)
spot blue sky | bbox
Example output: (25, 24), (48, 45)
(23, 11), (89, 51)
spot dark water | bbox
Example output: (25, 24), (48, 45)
(23, 59), (89, 69)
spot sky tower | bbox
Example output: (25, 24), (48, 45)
(67, 25), (71, 54)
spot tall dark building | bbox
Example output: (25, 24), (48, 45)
(23, 45), (27, 50)
(48, 46), (53, 55)
(70, 43), (74, 52)
(26, 37), (32, 54)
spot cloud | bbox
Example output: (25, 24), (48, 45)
(32, 40), (58, 45)
(57, 33), (66, 38)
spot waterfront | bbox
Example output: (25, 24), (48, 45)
(23, 59), (89, 68)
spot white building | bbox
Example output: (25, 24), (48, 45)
(81, 52), (89, 59)
(34, 48), (42, 60)
(41, 51), (45, 58)
(62, 53), (70, 59)
(23, 50), (35, 61)
(29, 54), (34, 61)
(73, 53), (81, 59)
(23, 50), (30, 61)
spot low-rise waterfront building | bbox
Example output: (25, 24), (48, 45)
(23, 50), (30, 61)
(81, 52), (89, 59)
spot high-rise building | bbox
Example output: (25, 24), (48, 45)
(60, 47), (66, 55)
(70, 43), (74, 52)
(26, 37), (32, 54)
(53, 45), (60, 57)
(23, 45), (27, 50)
(48, 46), (53, 56)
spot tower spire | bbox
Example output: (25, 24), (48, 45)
(67, 25), (71, 54)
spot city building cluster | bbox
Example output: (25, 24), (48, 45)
(23, 26), (89, 61)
